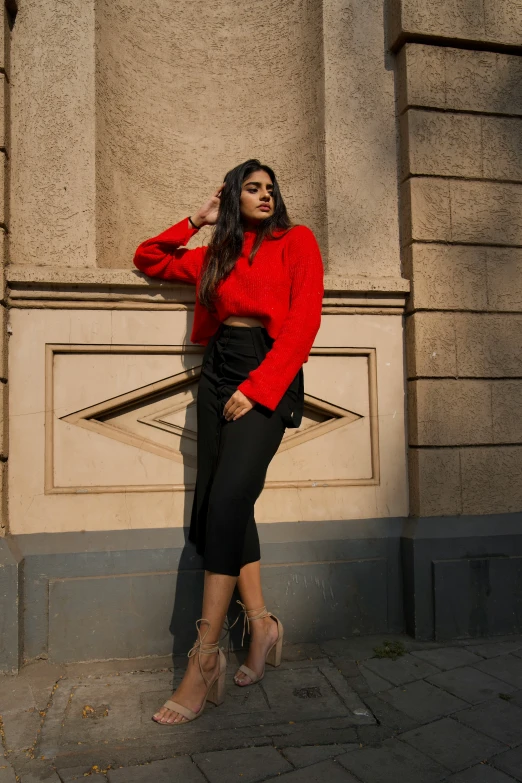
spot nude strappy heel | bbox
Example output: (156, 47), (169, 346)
(153, 618), (226, 725)
(231, 601), (284, 686)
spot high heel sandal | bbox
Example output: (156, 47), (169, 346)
(153, 618), (226, 725)
(231, 601), (284, 686)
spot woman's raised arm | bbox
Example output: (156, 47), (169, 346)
(133, 217), (205, 285)
(133, 185), (224, 284)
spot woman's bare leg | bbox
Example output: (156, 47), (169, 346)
(234, 560), (279, 685)
(153, 571), (236, 724)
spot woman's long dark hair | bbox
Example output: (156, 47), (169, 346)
(198, 159), (294, 312)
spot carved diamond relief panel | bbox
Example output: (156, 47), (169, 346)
(48, 345), (378, 493)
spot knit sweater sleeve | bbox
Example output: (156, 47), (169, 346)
(237, 225), (324, 411)
(133, 217), (205, 284)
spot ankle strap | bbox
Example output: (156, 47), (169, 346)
(187, 619), (221, 685)
(227, 601), (271, 648)
(245, 604), (270, 621)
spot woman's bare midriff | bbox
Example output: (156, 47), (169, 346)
(222, 316), (264, 328)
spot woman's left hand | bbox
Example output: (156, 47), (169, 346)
(223, 390), (256, 421)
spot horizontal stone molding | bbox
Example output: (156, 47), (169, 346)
(400, 110), (522, 183)
(401, 177), (522, 246)
(389, 0), (522, 51)
(5, 267), (410, 312)
(406, 311), (522, 378)
(403, 244), (522, 313)
(397, 44), (522, 116)
(408, 378), (522, 446)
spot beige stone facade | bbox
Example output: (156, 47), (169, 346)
(1, 0), (522, 668)
(4, 0), (411, 536)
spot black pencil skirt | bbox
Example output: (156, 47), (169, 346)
(188, 322), (304, 577)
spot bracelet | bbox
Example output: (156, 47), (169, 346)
(188, 215), (201, 230)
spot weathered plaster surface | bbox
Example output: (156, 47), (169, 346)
(9, 0), (96, 267)
(323, 0), (401, 278)
(95, 0), (327, 269)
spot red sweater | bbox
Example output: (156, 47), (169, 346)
(133, 217), (324, 411)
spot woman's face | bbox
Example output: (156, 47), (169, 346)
(239, 170), (274, 225)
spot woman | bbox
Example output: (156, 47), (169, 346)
(133, 159), (324, 725)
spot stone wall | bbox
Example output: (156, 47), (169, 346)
(0, 2), (13, 535)
(392, 0), (522, 517)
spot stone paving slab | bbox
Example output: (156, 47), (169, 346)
(20, 773), (62, 783)
(281, 744), (358, 769)
(270, 720), (359, 749)
(411, 647), (483, 670)
(378, 678), (468, 722)
(272, 759), (360, 782)
(426, 666), (516, 704)
(193, 746), (292, 782)
(446, 765), (519, 782)
(107, 757), (206, 783)
(465, 641), (522, 659)
(0, 764), (17, 783)
(491, 745), (522, 781)
(476, 654), (522, 689)
(507, 689), (522, 709)
(358, 692), (420, 733)
(259, 667), (354, 721)
(55, 765), (100, 782)
(336, 737), (449, 782)
(362, 653), (440, 686)
(399, 717), (507, 773)
(454, 698), (522, 746)
(356, 663), (393, 693)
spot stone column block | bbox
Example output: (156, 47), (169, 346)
(492, 381), (522, 444)
(406, 312), (456, 378)
(484, 0), (522, 46)
(390, 0), (521, 49)
(450, 181), (522, 245)
(400, 110), (482, 180)
(455, 313), (522, 377)
(408, 379), (493, 446)
(400, 177), (450, 244)
(404, 244), (487, 312)
(409, 448), (462, 516)
(445, 49), (522, 114)
(461, 446), (522, 514)
(396, 44), (445, 114)
(482, 116), (522, 181)
(389, 0), (485, 47)
(397, 44), (522, 116)
(486, 248), (522, 311)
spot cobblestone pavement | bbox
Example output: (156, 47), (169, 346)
(2, 633), (522, 782)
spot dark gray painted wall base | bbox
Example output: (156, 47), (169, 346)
(1, 513), (521, 671)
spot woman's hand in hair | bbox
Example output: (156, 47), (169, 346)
(193, 184), (224, 227)
(223, 389), (256, 421)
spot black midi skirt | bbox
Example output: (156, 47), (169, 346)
(188, 322), (304, 577)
